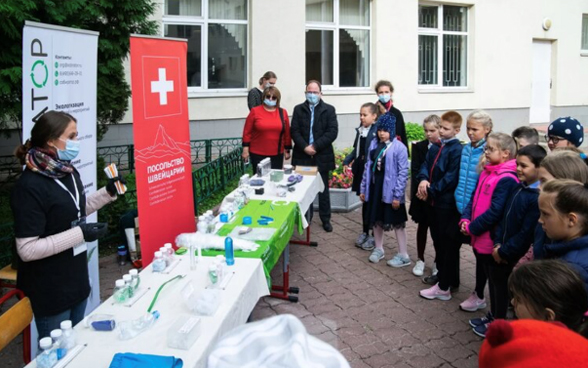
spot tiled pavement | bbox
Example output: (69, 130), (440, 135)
(2, 207), (483, 368)
(252, 208), (483, 368)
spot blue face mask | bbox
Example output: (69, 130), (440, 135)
(378, 94), (391, 104)
(264, 98), (277, 107)
(306, 93), (320, 105)
(56, 139), (80, 161)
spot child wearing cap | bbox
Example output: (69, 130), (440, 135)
(359, 113), (410, 267)
(545, 116), (584, 151)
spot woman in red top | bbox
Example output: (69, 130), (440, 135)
(242, 86), (292, 173)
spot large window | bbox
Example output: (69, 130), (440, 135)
(305, 0), (370, 88)
(418, 4), (469, 88)
(582, 14), (588, 53)
(163, 0), (247, 90)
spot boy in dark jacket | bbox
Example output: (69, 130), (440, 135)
(417, 111), (464, 301)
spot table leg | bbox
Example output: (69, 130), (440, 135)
(290, 209), (318, 247)
(270, 244), (299, 302)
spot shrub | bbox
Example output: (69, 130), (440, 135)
(406, 122), (426, 143)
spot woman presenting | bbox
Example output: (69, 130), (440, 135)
(10, 110), (123, 339)
(242, 86), (292, 173)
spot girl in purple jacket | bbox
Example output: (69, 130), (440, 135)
(360, 114), (410, 267)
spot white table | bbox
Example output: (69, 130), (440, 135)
(26, 257), (269, 368)
(223, 172), (325, 229)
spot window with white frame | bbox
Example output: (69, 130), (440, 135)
(305, 0), (370, 88)
(163, 0), (247, 90)
(418, 4), (469, 88)
(582, 14), (588, 52)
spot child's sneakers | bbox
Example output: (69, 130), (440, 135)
(459, 292), (487, 312)
(361, 236), (375, 251)
(469, 312), (494, 328)
(472, 322), (490, 338)
(412, 260), (425, 276)
(355, 233), (368, 247)
(368, 248), (385, 263)
(419, 283), (452, 301)
(387, 254), (411, 268)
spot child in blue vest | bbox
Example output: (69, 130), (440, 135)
(360, 114), (410, 267)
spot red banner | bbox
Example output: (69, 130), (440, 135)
(130, 36), (195, 266)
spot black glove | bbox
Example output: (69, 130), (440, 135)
(106, 176), (127, 196)
(79, 222), (109, 242)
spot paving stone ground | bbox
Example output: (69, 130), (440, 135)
(2, 205), (484, 368)
(253, 207), (484, 368)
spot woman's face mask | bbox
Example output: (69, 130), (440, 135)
(56, 138), (80, 161)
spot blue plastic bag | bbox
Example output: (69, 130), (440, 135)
(109, 353), (183, 368)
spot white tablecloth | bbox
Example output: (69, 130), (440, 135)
(223, 173), (325, 228)
(26, 257), (269, 368)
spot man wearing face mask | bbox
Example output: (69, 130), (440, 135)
(291, 80), (339, 232)
(10, 110), (124, 339)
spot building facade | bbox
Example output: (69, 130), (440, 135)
(3, 0), (587, 154)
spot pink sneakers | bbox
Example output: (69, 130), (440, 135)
(459, 292), (487, 312)
(419, 283), (452, 301)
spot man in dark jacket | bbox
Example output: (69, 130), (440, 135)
(291, 80), (338, 232)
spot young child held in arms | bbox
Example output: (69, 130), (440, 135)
(344, 102), (379, 250)
(409, 115), (440, 277)
(360, 114), (410, 267)
(508, 259), (588, 338)
(537, 179), (588, 291)
(417, 111), (463, 299)
(469, 144), (547, 336)
(458, 133), (519, 328)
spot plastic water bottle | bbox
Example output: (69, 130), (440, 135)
(118, 311), (160, 340)
(164, 243), (175, 260)
(197, 215), (208, 234)
(117, 245), (127, 266)
(60, 320), (76, 350)
(122, 274), (134, 298)
(113, 279), (129, 304)
(50, 329), (67, 359)
(152, 251), (166, 272)
(129, 269), (140, 290)
(225, 237), (234, 266)
(37, 337), (58, 368)
(160, 246), (172, 267)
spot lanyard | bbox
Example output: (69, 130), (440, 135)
(54, 175), (81, 218)
(372, 141), (392, 172)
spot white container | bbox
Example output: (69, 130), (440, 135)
(167, 314), (201, 350)
(152, 251), (166, 272)
(60, 320), (76, 350)
(37, 337), (57, 368)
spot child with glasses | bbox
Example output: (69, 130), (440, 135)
(544, 116), (584, 151)
(359, 113), (410, 267)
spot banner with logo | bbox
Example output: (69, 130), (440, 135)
(22, 21), (99, 351)
(130, 36), (195, 266)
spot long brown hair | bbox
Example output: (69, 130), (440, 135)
(14, 110), (76, 164)
(509, 260), (588, 338)
(258, 71), (277, 86)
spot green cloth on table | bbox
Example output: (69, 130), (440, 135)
(202, 200), (303, 281)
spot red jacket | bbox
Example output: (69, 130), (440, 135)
(242, 106), (292, 156)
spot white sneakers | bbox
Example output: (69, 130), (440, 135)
(412, 260), (425, 276)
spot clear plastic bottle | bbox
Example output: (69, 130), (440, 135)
(208, 264), (219, 287)
(215, 255), (226, 282)
(37, 337), (58, 368)
(164, 243), (175, 260)
(129, 269), (140, 290)
(152, 251), (166, 272)
(60, 320), (76, 350)
(189, 243), (197, 271)
(118, 311), (160, 340)
(113, 279), (129, 304)
(159, 246), (171, 267)
(122, 274), (134, 298)
(50, 329), (67, 360)
(197, 215), (207, 233)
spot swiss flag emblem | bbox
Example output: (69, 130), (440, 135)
(142, 56), (182, 118)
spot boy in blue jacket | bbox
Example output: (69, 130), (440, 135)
(471, 145), (546, 329)
(417, 111), (464, 301)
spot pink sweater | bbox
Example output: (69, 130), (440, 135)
(461, 159), (519, 254)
